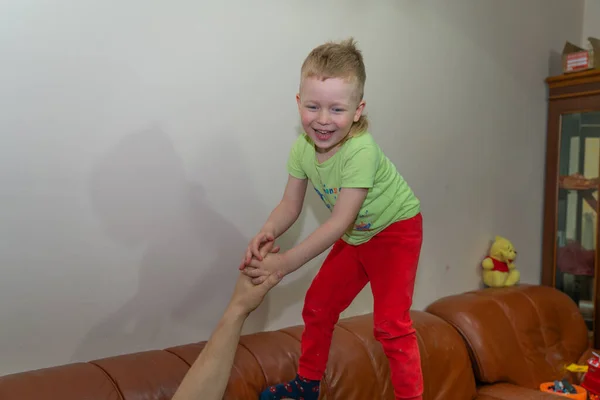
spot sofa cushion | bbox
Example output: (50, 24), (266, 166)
(425, 284), (589, 389)
(282, 316), (386, 399)
(91, 350), (189, 400)
(0, 362), (122, 400)
(279, 311), (478, 400)
(411, 311), (477, 400)
(207, 311), (478, 400)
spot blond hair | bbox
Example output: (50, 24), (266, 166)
(300, 37), (368, 137)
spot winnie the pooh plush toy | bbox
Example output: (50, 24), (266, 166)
(482, 236), (520, 287)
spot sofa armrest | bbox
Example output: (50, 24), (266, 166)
(425, 285), (589, 388)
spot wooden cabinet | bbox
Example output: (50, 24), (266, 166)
(542, 69), (600, 347)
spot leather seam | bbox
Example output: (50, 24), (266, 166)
(523, 291), (550, 349)
(238, 341), (266, 383)
(441, 318), (486, 382)
(164, 346), (252, 396)
(492, 295), (529, 383)
(87, 361), (125, 400)
(239, 331), (302, 392)
(338, 323), (386, 396)
(164, 349), (192, 367)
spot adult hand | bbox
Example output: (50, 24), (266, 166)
(229, 269), (283, 316)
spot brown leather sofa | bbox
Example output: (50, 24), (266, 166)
(0, 284), (593, 399)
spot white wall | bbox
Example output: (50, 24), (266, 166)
(583, 0), (600, 42)
(0, 0), (584, 375)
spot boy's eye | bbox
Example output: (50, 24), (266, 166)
(332, 108), (345, 113)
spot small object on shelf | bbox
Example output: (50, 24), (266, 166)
(559, 173), (600, 190)
(561, 37), (600, 73)
(580, 300), (595, 320)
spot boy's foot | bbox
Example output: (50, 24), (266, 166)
(259, 374), (320, 399)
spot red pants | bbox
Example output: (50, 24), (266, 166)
(298, 213), (423, 400)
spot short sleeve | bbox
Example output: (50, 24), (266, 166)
(341, 142), (379, 188)
(286, 134), (308, 179)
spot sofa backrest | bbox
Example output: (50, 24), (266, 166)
(425, 284), (589, 389)
(0, 311), (477, 400)
(411, 311), (477, 400)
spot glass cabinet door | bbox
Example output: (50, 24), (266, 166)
(556, 111), (600, 341)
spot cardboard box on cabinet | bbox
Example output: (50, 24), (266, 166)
(562, 37), (600, 73)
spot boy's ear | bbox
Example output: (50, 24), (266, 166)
(354, 100), (366, 122)
(296, 93), (301, 105)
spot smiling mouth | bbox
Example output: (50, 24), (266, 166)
(314, 128), (334, 140)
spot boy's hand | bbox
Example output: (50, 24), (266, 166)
(239, 230), (279, 270)
(241, 253), (288, 285)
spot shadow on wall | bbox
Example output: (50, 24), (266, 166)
(71, 126), (315, 361)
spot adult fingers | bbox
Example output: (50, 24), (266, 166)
(251, 276), (268, 285)
(259, 271), (283, 289)
(244, 267), (269, 278)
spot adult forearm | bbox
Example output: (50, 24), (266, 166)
(172, 306), (247, 400)
(261, 200), (301, 238)
(283, 217), (348, 275)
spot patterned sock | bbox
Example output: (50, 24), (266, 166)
(259, 374), (320, 400)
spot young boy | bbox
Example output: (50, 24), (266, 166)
(240, 38), (423, 400)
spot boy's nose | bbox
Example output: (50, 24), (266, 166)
(317, 110), (330, 124)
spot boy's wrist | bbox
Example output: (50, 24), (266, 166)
(260, 223), (277, 239)
(281, 249), (301, 276)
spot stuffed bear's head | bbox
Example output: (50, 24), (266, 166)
(489, 236), (516, 263)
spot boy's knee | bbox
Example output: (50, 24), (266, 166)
(302, 304), (320, 319)
(302, 304), (337, 324)
(373, 318), (415, 341)
(302, 302), (343, 330)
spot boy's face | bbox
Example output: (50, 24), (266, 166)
(296, 76), (365, 154)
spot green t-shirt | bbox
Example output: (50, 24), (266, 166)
(287, 132), (420, 245)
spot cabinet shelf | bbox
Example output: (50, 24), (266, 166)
(559, 173), (600, 190)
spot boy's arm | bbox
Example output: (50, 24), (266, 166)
(246, 143), (377, 280)
(243, 175), (308, 266)
(261, 175), (308, 238)
(282, 187), (367, 275)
